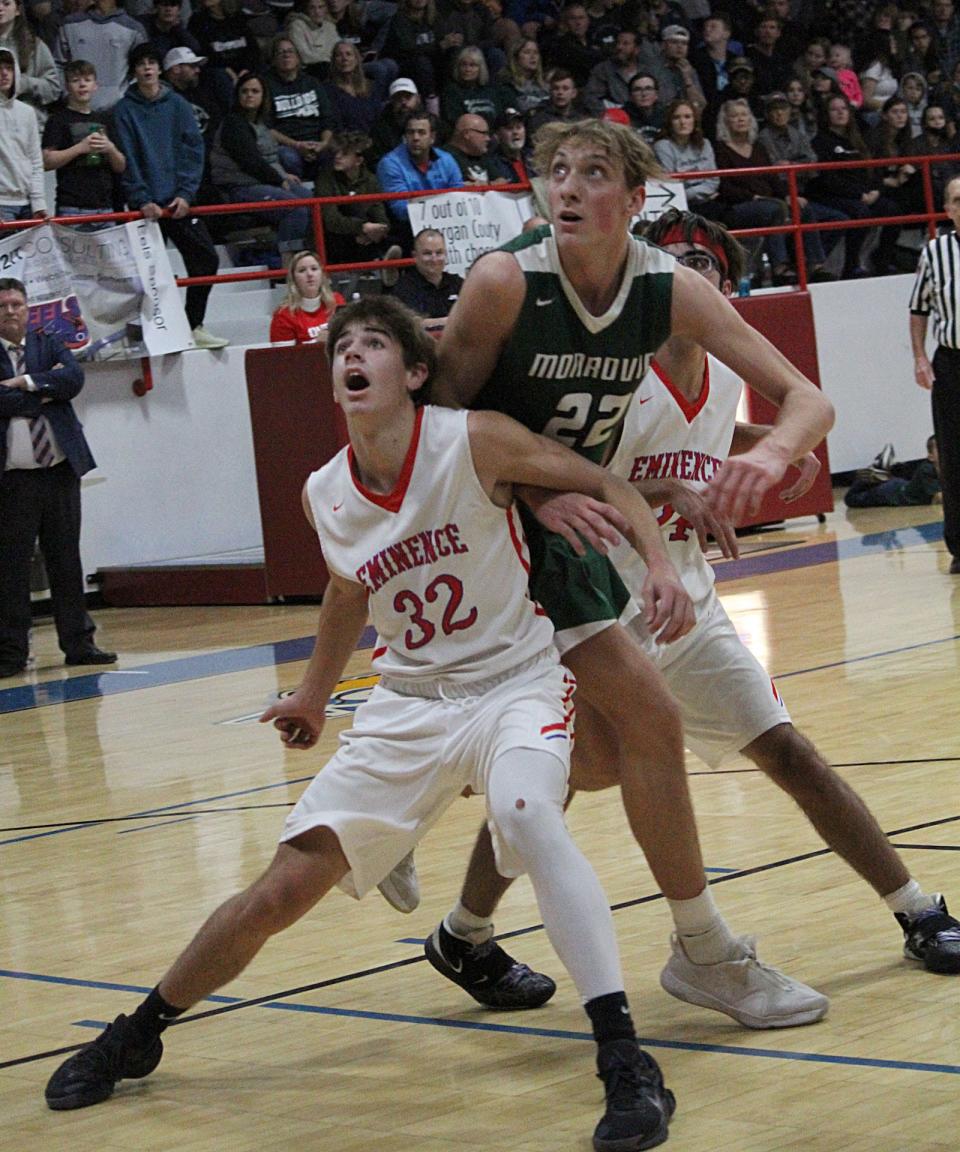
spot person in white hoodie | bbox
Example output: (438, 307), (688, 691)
(0, 0), (60, 127)
(0, 47), (48, 220)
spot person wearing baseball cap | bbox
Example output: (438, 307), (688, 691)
(162, 43), (225, 149)
(368, 78), (423, 164)
(491, 107), (531, 183)
(654, 21), (705, 108)
(141, 0), (205, 68)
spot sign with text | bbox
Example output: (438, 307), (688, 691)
(0, 220), (192, 361)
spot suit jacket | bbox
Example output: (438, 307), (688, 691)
(0, 331), (95, 477)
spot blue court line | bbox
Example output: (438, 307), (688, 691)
(703, 866), (738, 873)
(0, 522), (945, 717)
(0, 775), (314, 848)
(117, 816), (199, 835)
(0, 625), (378, 716)
(713, 519), (944, 583)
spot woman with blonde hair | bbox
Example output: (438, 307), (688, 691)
(324, 39), (384, 132)
(442, 45), (501, 131)
(497, 36), (548, 114)
(269, 250), (345, 343)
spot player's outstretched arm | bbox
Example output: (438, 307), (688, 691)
(435, 253), (526, 409)
(670, 265), (834, 522)
(730, 422), (821, 503)
(468, 410), (694, 641)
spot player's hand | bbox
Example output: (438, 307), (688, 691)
(259, 691), (326, 749)
(663, 480), (739, 560)
(780, 451), (821, 503)
(640, 561), (695, 644)
(520, 488), (628, 556)
(705, 445), (788, 524)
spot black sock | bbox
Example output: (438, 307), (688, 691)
(585, 991), (636, 1045)
(130, 986), (187, 1038)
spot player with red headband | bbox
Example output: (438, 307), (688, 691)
(415, 208), (960, 1040)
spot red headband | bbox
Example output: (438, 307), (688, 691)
(655, 225), (729, 277)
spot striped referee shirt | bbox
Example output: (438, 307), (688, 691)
(910, 230), (960, 349)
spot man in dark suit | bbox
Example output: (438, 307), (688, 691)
(0, 277), (116, 678)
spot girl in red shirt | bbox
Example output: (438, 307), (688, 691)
(269, 250), (345, 343)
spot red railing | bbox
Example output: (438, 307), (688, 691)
(1, 151), (956, 293)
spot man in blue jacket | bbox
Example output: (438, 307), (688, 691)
(113, 43), (228, 349)
(376, 111), (463, 251)
(0, 278), (115, 678)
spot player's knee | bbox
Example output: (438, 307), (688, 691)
(489, 790), (564, 858)
(747, 724), (828, 787)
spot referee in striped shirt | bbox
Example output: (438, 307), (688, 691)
(909, 175), (960, 575)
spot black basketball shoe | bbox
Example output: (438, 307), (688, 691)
(593, 1039), (676, 1152)
(424, 921), (556, 1009)
(896, 894), (960, 974)
(45, 1013), (163, 1110)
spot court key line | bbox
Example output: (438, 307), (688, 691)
(2, 969), (957, 1079)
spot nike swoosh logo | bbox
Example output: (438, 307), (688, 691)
(445, 954), (464, 974)
(536, 297), (555, 307)
(637, 396), (653, 405)
(332, 502), (344, 512)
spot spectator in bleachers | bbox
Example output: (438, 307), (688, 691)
(163, 46), (225, 142)
(620, 71), (663, 143)
(785, 74), (816, 139)
(652, 97), (720, 214)
(490, 105), (530, 181)
(714, 96), (795, 283)
(902, 21), (941, 89)
(792, 35), (830, 89)
(375, 109), (461, 249)
(314, 128), (400, 270)
(189, 0), (261, 85)
(0, 46), (47, 220)
(899, 70), (928, 136)
(858, 28), (900, 123)
(542, 3), (602, 88)
(42, 58), (126, 220)
(382, 0), (442, 105)
(140, 0), (204, 59)
(910, 103), (960, 208)
(269, 247), (344, 341)
(208, 72), (311, 262)
(284, 0), (337, 80)
(582, 27), (641, 114)
(807, 92), (900, 278)
(389, 225), (461, 317)
(0, 0), (60, 126)
(825, 43), (862, 108)
(756, 90), (845, 280)
(324, 0), (398, 93)
(723, 52), (762, 117)
(496, 35), (547, 115)
(508, 0), (559, 43)
(645, 23), (705, 110)
(929, 0), (960, 83)
(367, 74), (420, 160)
(441, 44), (501, 132)
(691, 10), (738, 121)
(445, 111), (511, 181)
(764, 0), (803, 63)
(56, 0), (148, 110)
(747, 12), (793, 94)
(266, 34), (334, 176)
(113, 43), (228, 346)
(866, 94), (923, 268)
(526, 67), (586, 133)
(324, 38), (385, 130)
(435, 0), (503, 80)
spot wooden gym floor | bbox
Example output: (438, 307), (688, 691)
(1, 499), (958, 1152)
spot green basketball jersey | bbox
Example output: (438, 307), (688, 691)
(470, 225), (675, 647)
(473, 225), (675, 464)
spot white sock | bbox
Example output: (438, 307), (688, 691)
(883, 879), (935, 918)
(444, 900), (494, 946)
(667, 886), (740, 964)
(487, 749), (624, 1003)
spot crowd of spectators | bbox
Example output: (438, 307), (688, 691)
(3, 0), (960, 320)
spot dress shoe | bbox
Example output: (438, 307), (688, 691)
(64, 646), (117, 667)
(0, 660), (26, 679)
(950, 557), (960, 575)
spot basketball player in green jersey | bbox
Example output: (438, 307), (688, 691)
(418, 119), (837, 1078)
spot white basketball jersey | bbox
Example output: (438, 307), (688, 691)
(608, 355), (742, 605)
(307, 405), (554, 687)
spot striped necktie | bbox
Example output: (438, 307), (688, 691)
(14, 343), (55, 468)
